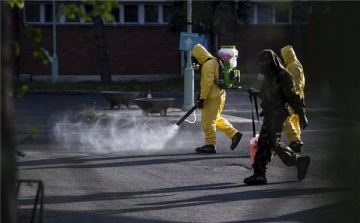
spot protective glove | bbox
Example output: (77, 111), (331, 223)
(299, 115), (308, 130)
(247, 87), (260, 98)
(197, 99), (205, 109)
(297, 109), (308, 130)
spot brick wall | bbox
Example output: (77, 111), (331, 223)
(219, 25), (297, 74)
(15, 25), (182, 76)
(13, 9), (307, 78)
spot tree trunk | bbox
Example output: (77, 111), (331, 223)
(94, 15), (112, 83)
(1, 2), (18, 223)
(209, 1), (221, 55)
(209, 25), (217, 56)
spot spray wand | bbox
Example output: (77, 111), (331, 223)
(175, 101), (199, 126)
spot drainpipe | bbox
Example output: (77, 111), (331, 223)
(51, 0), (58, 83)
(183, 0), (194, 110)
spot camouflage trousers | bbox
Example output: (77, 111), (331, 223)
(252, 109), (299, 175)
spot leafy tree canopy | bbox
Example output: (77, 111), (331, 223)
(167, 1), (252, 35)
(167, 1), (252, 53)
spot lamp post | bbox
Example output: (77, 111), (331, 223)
(51, 0), (58, 83)
(183, 0), (194, 110)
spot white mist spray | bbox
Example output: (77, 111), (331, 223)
(53, 113), (181, 154)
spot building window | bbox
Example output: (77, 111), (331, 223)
(162, 5), (173, 23)
(44, 3), (60, 23)
(254, 1), (292, 25)
(109, 8), (120, 23)
(24, 2), (41, 22)
(145, 5), (158, 23)
(124, 5), (138, 23)
(44, 4), (53, 22)
(257, 3), (273, 23)
(274, 2), (291, 23)
(22, 1), (296, 27)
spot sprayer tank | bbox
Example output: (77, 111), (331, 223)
(218, 45), (238, 62)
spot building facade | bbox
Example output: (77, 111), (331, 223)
(12, 0), (314, 82)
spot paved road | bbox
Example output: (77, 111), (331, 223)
(14, 92), (359, 223)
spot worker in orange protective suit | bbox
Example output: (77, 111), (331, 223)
(191, 44), (243, 154)
(281, 45), (305, 152)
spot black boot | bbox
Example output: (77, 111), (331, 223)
(195, 145), (216, 154)
(243, 174), (267, 185)
(230, 132), (243, 150)
(295, 156), (310, 181)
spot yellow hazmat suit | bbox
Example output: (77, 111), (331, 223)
(281, 45), (305, 143)
(192, 44), (239, 146)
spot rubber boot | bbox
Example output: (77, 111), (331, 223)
(295, 156), (310, 181)
(243, 174), (267, 185)
(195, 145), (216, 154)
(230, 132), (243, 150)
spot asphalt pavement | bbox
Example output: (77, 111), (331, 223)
(14, 90), (360, 223)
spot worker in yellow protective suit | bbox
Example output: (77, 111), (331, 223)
(281, 45), (305, 152)
(192, 44), (243, 154)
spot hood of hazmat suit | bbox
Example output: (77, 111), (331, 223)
(192, 44), (224, 100)
(281, 45), (305, 98)
(257, 49), (305, 116)
(258, 49), (285, 76)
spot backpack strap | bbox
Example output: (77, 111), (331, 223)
(205, 57), (225, 89)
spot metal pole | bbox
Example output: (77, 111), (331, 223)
(51, 0), (58, 83)
(183, 0), (194, 110)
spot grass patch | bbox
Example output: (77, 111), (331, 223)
(18, 75), (320, 93)
(25, 78), (194, 92)
(23, 77), (256, 92)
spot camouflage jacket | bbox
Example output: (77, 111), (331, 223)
(259, 68), (305, 117)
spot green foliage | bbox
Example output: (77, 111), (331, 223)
(30, 127), (38, 135)
(14, 126), (39, 157)
(9, 0), (24, 9)
(58, 0), (120, 23)
(21, 25), (52, 64)
(23, 78), (258, 92)
(85, 0), (120, 22)
(11, 41), (20, 55)
(16, 84), (28, 99)
(22, 26), (42, 42)
(59, 3), (92, 21)
(33, 48), (52, 65)
(26, 78), (190, 92)
(167, 1), (252, 35)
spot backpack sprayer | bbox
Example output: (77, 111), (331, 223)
(217, 45), (241, 89)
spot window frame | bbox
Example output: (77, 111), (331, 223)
(23, 1), (293, 26)
(144, 4), (160, 24)
(253, 1), (292, 25)
(162, 4), (174, 24)
(123, 4), (140, 24)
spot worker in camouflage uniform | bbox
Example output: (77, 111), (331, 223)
(244, 49), (310, 185)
